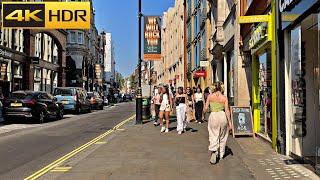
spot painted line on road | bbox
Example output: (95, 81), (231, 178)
(24, 114), (136, 180)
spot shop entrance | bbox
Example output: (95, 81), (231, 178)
(253, 48), (272, 141)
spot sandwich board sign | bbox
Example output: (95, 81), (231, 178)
(230, 106), (254, 138)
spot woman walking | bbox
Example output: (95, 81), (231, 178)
(159, 86), (173, 133)
(175, 87), (187, 134)
(186, 87), (195, 123)
(194, 87), (205, 124)
(152, 86), (161, 126)
(203, 82), (232, 164)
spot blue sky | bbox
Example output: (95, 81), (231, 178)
(93, 0), (174, 77)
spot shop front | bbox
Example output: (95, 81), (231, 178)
(0, 46), (26, 98)
(249, 22), (276, 143)
(280, 0), (320, 171)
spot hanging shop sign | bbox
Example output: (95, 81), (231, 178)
(194, 70), (206, 78)
(0, 48), (13, 59)
(31, 57), (40, 64)
(200, 60), (209, 67)
(249, 23), (268, 49)
(279, 0), (301, 12)
(144, 16), (161, 61)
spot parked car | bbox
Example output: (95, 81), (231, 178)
(87, 92), (104, 110)
(53, 87), (91, 114)
(125, 94), (133, 101)
(2, 91), (64, 124)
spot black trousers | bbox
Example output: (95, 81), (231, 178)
(195, 101), (204, 122)
(154, 104), (161, 122)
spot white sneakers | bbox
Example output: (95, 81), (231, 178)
(160, 126), (166, 133)
(160, 126), (169, 133)
(178, 131), (182, 135)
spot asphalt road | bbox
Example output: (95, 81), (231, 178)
(0, 102), (135, 180)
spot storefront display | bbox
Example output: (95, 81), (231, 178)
(280, 0), (320, 171)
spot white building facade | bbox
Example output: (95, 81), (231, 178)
(103, 33), (116, 88)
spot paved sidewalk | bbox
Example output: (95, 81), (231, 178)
(39, 120), (319, 180)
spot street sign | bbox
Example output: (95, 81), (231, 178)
(31, 57), (40, 64)
(200, 61), (209, 67)
(238, 15), (269, 24)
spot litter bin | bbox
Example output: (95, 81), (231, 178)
(142, 97), (151, 120)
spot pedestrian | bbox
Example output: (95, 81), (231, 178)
(151, 86), (161, 126)
(186, 87), (195, 122)
(159, 86), (173, 133)
(175, 87), (187, 135)
(194, 87), (205, 124)
(203, 82), (232, 164)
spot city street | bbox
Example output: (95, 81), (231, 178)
(0, 102), (135, 179)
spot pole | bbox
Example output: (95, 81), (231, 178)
(136, 0), (143, 124)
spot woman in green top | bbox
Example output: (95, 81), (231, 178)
(203, 82), (232, 165)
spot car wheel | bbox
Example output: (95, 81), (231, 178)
(57, 109), (64, 120)
(38, 111), (45, 124)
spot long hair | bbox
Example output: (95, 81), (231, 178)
(177, 87), (184, 95)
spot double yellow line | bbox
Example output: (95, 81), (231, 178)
(25, 114), (136, 180)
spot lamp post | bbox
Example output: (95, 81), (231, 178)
(136, 0), (143, 124)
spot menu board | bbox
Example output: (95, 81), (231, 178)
(230, 106), (254, 138)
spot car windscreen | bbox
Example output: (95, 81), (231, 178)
(10, 93), (34, 100)
(54, 89), (74, 96)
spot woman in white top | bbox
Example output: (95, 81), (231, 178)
(159, 86), (173, 133)
(194, 87), (205, 124)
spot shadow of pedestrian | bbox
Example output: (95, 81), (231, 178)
(223, 146), (234, 158)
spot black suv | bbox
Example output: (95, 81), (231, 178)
(2, 91), (64, 124)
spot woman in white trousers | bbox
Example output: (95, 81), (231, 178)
(175, 87), (187, 134)
(203, 82), (232, 164)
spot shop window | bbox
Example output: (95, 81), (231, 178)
(0, 62), (8, 81)
(13, 64), (22, 78)
(34, 68), (41, 81)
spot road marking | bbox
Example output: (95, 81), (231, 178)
(24, 114), (136, 180)
(50, 167), (72, 172)
(94, 141), (107, 145)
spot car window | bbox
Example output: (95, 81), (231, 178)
(38, 93), (47, 99)
(10, 93), (34, 100)
(54, 88), (74, 96)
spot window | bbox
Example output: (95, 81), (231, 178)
(193, 45), (198, 68)
(187, 49), (191, 64)
(69, 31), (76, 43)
(193, 15), (197, 38)
(187, 0), (191, 16)
(78, 32), (84, 44)
(187, 22), (192, 43)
